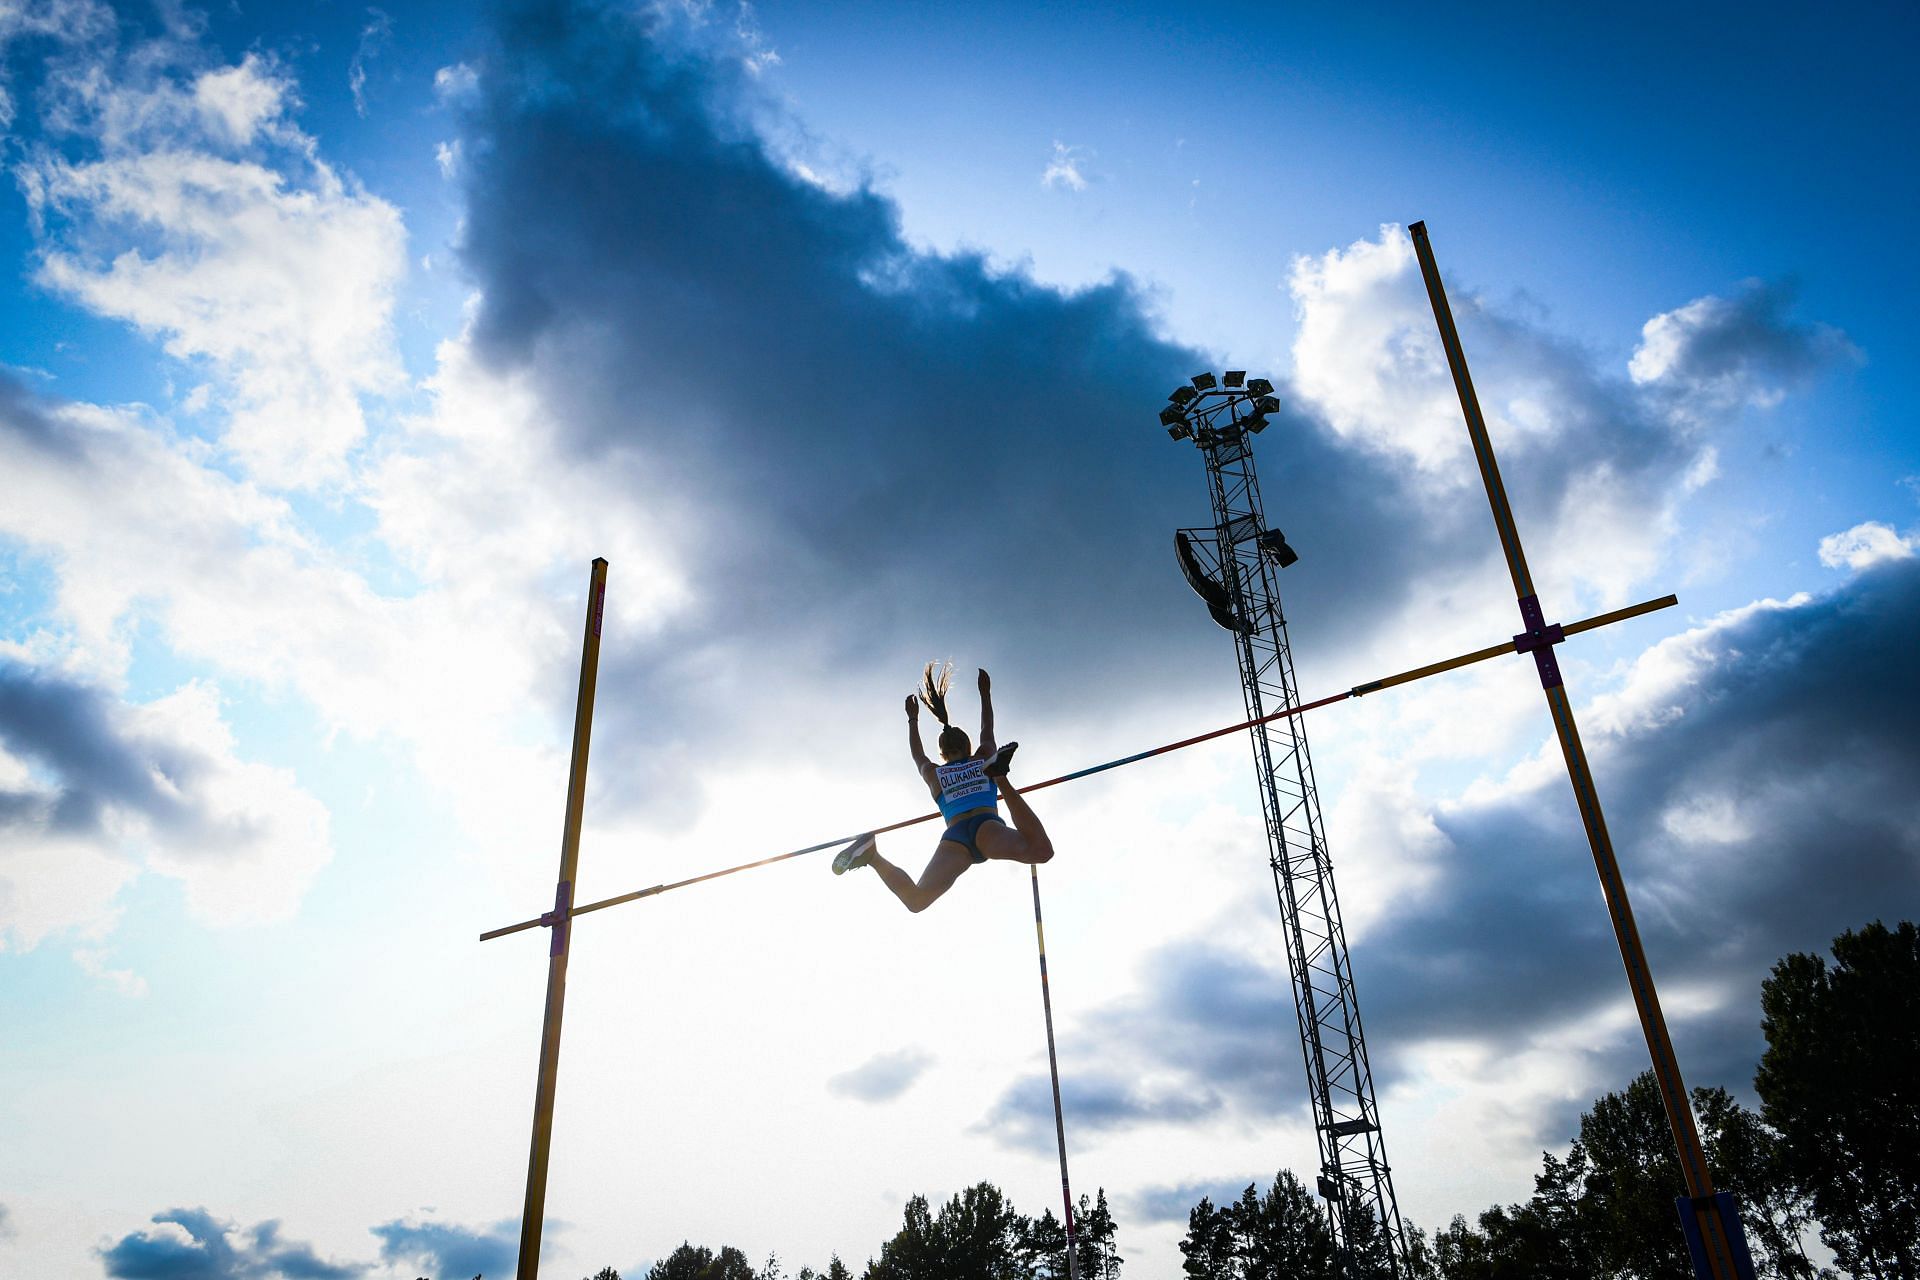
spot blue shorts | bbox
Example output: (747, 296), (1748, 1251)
(942, 812), (1005, 863)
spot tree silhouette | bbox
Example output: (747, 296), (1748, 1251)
(1179, 1195), (1235, 1280)
(865, 1184), (1026, 1280)
(1695, 1086), (1829, 1279)
(1016, 1207), (1068, 1280)
(1074, 1189), (1122, 1280)
(1429, 1070), (1840, 1279)
(1178, 1172), (1337, 1279)
(1234, 1171), (1338, 1280)
(1570, 1072), (1694, 1278)
(645, 1243), (756, 1280)
(1757, 919), (1919, 1279)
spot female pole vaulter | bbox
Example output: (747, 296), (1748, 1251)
(833, 663), (1054, 910)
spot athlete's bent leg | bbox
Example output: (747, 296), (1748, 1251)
(869, 842), (974, 912)
(978, 787), (1054, 864)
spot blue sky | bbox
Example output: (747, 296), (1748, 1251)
(1, 1), (1916, 1276)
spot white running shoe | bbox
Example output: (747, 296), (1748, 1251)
(832, 833), (877, 875)
(983, 741), (1019, 778)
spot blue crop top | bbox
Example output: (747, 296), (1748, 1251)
(934, 758), (1000, 821)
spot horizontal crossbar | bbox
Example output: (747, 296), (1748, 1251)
(478, 593), (1676, 941)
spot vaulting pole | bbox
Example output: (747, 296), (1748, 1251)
(1029, 866), (1081, 1280)
(516, 557), (609, 1280)
(1409, 222), (1752, 1280)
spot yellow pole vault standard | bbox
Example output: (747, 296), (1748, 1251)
(1410, 222), (1754, 1280)
(517, 558), (609, 1280)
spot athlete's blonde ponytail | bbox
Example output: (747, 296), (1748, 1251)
(919, 660), (972, 761)
(918, 660), (954, 726)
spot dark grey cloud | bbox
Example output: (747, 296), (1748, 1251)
(95, 1208), (523, 1280)
(1363, 555), (1920, 1069)
(979, 939), (1299, 1152)
(444, 1), (1524, 816)
(370, 1216), (518, 1280)
(978, 1066), (1222, 1155)
(0, 660), (285, 880)
(99, 1209), (362, 1279)
(978, 557), (1920, 1148)
(1127, 1176), (1266, 1227)
(0, 662), (201, 837)
(1631, 278), (1861, 418)
(826, 1047), (933, 1103)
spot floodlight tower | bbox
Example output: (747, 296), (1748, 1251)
(1159, 373), (1410, 1274)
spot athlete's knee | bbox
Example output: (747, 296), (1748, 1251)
(906, 895), (932, 913)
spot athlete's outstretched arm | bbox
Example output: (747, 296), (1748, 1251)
(975, 667), (996, 758)
(906, 694), (934, 779)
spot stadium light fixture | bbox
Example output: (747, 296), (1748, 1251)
(1258, 528), (1299, 568)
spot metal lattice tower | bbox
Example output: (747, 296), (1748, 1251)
(1159, 373), (1410, 1275)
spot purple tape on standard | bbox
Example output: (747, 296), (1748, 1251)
(1532, 646), (1564, 689)
(1517, 592), (1547, 632)
(1513, 594), (1565, 689)
(548, 879), (573, 957)
(1512, 623), (1566, 653)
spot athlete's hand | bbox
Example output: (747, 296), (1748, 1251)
(905, 694), (919, 718)
(977, 667), (991, 692)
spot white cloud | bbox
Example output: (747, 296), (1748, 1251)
(0, 313), (699, 915)
(71, 944), (148, 996)
(1041, 140), (1088, 191)
(1284, 223), (1707, 630)
(1289, 224), (1465, 474)
(432, 62), (479, 104)
(191, 57), (288, 145)
(1818, 520), (1916, 571)
(1682, 444), (1720, 492)
(0, 824), (137, 952)
(1660, 791), (1755, 846)
(733, 0), (782, 75)
(0, 0), (111, 45)
(349, 9), (393, 118)
(124, 681), (333, 927)
(22, 47), (408, 488)
(0, 30), (687, 968)
(1581, 593), (1802, 741)
(0, 0), (116, 135)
